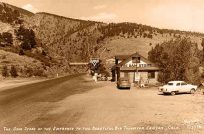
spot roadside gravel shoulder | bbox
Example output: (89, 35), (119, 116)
(0, 78), (47, 91)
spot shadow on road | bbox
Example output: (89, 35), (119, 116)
(157, 93), (194, 96)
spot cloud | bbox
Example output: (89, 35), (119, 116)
(22, 4), (39, 13)
(93, 5), (107, 10)
(80, 12), (119, 23)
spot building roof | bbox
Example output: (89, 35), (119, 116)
(115, 55), (130, 60)
(112, 52), (159, 71)
(167, 81), (185, 83)
(120, 66), (160, 71)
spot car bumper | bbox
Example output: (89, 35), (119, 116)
(158, 88), (171, 93)
(162, 91), (171, 93)
(118, 84), (131, 88)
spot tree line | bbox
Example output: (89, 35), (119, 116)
(148, 38), (202, 84)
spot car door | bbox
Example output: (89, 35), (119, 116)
(176, 82), (181, 92)
(181, 82), (188, 93)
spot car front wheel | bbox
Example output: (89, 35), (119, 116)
(190, 89), (195, 94)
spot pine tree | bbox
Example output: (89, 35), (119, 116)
(201, 38), (204, 61)
(148, 38), (200, 84)
(10, 65), (18, 78)
(2, 65), (9, 77)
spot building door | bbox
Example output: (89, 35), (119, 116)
(124, 72), (129, 79)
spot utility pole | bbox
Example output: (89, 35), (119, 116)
(132, 52), (140, 85)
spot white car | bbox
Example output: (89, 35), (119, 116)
(159, 81), (198, 95)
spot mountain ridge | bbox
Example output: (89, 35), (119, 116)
(0, 2), (203, 78)
(1, 2), (204, 35)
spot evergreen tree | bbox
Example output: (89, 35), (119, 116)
(2, 65), (9, 77)
(10, 65), (18, 78)
(15, 26), (36, 50)
(201, 38), (204, 61)
(148, 38), (200, 84)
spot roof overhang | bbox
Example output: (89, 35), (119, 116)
(120, 66), (160, 71)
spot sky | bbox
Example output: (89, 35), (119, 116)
(1, 0), (204, 33)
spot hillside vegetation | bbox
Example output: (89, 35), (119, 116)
(148, 38), (203, 84)
(0, 3), (53, 77)
(0, 2), (204, 79)
(0, 50), (46, 78)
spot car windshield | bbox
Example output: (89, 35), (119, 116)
(167, 83), (174, 86)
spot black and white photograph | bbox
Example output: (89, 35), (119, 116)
(0, 0), (204, 134)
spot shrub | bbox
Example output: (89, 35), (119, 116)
(201, 72), (204, 79)
(143, 33), (147, 38)
(24, 67), (46, 77)
(19, 49), (25, 55)
(33, 68), (46, 77)
(147, 34), (153, 39)
(0, 32), (13, 46)
(25, 67), (33, 77)
(10, 65), (18, 78)
(2, 65), (9, 77)
(2, 55), (6, 59)
(2, 32), (13, 45)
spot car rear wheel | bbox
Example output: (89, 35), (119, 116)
(171, 91), (176, 96)
(190, 89), (195, 94)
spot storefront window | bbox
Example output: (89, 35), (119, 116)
(148, 71), (155, 79)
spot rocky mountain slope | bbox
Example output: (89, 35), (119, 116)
(28, 12), (204, 60)
(0, 2), (204, 78)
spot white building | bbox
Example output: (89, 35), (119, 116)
(111, 52), (160, 84)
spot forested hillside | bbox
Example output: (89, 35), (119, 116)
(28, 12), (99, 61)
(0, 3), (52, 78)
(0, 2), (204, 79)
(27, 13), (204, 60)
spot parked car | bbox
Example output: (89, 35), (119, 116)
(159, 81), (198, 95)
(200, 83), (204, 95)
(117, 78), (131, 89)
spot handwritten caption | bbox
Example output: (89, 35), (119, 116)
(3, 125), (202, 132)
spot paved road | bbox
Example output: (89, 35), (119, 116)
(0, 74), (101, 134)
(0, 74), (204, 134)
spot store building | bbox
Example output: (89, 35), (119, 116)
(111, 52), (160, 84)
